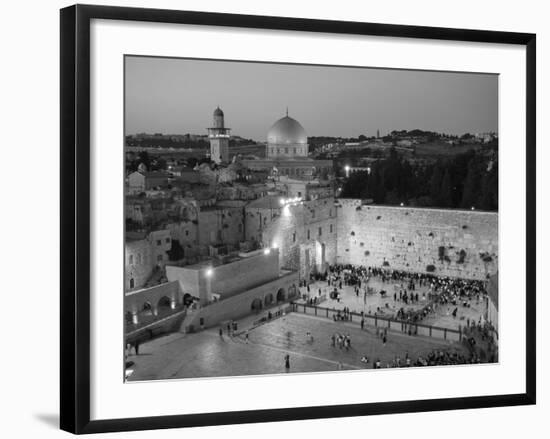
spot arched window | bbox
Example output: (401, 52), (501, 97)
(129, 278), (135, 289)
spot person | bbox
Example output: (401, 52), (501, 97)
(284, 354), (290, 371)
(360, 317), (365, 330)
(134, 340), (140, 355)
(219, 327), (223, 338)
(245, 331), (249, 344)
(382, 335), (387, 345)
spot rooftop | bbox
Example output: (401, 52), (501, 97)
(246, 194), (284, 209)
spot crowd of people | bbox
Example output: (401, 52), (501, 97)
(304, 264), (497, 367)
(333, 307), (353, 321)
(331, 332), (352, 350)
(362, 348), (478, 369)
(304, 264), (490, 326)
(278, 264), (497, 372)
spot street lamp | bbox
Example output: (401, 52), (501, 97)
(344, 165), (350, 178)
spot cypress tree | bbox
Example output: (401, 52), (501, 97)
(440, 169), (453, 207)
(461, 158), (480, 208)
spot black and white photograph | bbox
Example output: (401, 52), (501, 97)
(123, 56), (499, 382)
(1, 0), (546, 436)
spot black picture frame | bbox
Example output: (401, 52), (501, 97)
(60, 4), (536, 434)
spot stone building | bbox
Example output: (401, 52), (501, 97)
(244, 192), (337, 279)
(125, 229), (172, 291)
(127, 171), (169, 194)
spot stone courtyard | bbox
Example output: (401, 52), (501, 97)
(299, 278), (487, 331)
(126, 309), (472, 381)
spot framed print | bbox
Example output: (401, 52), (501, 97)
(60, 4), (536, 434)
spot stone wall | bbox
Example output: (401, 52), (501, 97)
(181, 271), (299, 330)
(124, 280), (182, 316)
(197, 207), (244, 247)
(166, 249), (281, 304)
(125, 239), (153, 291)
(336, 200), (498, 280)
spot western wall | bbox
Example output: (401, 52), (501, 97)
(336, 200), (498, 280)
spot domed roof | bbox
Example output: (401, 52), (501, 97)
(267, 115), (307, 145)
(213, 106), (224, 117)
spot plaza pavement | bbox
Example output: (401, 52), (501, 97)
(127, 312), (468, 381)
(299, 278), (486, 331)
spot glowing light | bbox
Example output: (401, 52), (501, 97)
(282, 205), (290, 217)
(280, 196), (302, 207)
(471, 206), (475, 210)
(205, 268), (213, 277)
(344, 164), (351, 178)
(400, 202), (404, 207)
(264, 248), (271, 255)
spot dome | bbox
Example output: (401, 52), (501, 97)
(267, 116), (307, 145)
(213, 106), (224, 117)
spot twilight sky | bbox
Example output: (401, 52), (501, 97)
(125, 56), (498, 141)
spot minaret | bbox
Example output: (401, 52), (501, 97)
(207, 106), (230, 164)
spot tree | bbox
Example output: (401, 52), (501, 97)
(439, 169), (453, 207)
(339, 149), (497, 212)
(429, 162), (444, 203)
(477, 161), (498, 210)
(461, 158), (480, 208)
